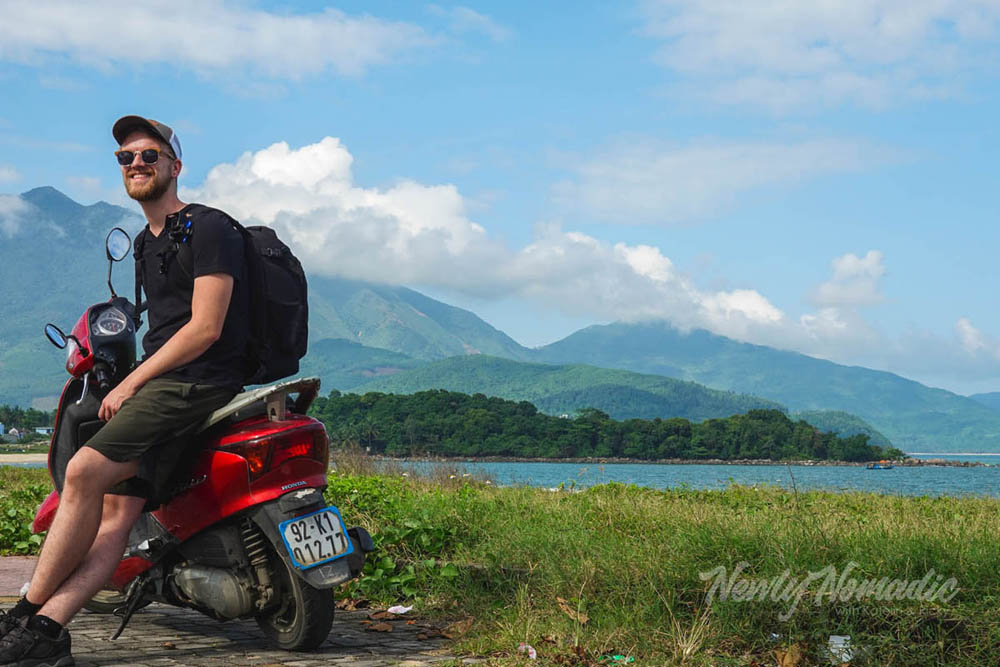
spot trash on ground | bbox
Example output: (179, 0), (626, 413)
(518, 642), (538, 659)
(599, 655), (635, 663)
(826, 635), (854, 664)
(387, 604), (413, 615)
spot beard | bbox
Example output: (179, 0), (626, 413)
(124, 168), (172, 202)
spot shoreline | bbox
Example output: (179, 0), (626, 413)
(368, 454), (991, 468)
(3, 453), (989, 469)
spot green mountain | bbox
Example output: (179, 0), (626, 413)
(354, 355), (785, 422)
(533, 321), (1000, 452)
(307, 276), (526, 360)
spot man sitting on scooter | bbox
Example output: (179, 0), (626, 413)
(0, 116), (250, 667)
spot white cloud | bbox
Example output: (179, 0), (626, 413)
(0, 165), (20, 183)
(553, 138), (887, 224)
(0, 195), (29, 237)
(0, 1), (433, 78)
(640, 0), (1000, 111)
(956, 317), (994, 356)
(812, 250), (886, 307)
(182, 136), (1000, 393)
(428, 5), (513, 42)
(182, 136), (787, 333)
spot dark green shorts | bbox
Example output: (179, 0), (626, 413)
(84, 378), (237, 505)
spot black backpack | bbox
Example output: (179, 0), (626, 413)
(134, 204), (309, 385)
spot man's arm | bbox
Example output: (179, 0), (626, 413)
(98, 273), (234, 421)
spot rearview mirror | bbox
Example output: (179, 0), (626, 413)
(106, 227), (131, 262)
(44, 323), (68, 349)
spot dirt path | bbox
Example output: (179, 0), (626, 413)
(0, 453), (47, 464)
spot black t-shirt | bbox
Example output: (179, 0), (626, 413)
(136, 204), (250, 390)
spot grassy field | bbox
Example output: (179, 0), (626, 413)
(2, 459), (998, 665)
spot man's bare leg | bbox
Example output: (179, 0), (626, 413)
(36, 494), (145, 625)
(25, 447), (139, 608)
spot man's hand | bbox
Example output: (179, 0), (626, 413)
(99, 380), (139, 422)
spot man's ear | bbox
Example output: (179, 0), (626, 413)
(172, 158), (183, 179)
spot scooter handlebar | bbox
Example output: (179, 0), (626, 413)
(94, 363), (112, 393)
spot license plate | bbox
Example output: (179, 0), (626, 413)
(278, 507), (353, 570)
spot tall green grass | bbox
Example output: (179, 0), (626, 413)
(3, 462), (997, 664)
(326, 458), (1000, 665)
(0, 467), (48, 556)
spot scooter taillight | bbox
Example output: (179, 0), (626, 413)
(221, 422), (329, 481)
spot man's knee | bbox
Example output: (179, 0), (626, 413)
(64, 447), (139, 495)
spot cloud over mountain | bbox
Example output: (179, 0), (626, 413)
(181, 136), (1000, 392)
(182, 136), (788, 333)
(0, 194), (28, 237)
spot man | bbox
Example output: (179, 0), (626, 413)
(0, 117), (250, 667)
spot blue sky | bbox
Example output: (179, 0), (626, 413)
(2, 1), (1000, 394)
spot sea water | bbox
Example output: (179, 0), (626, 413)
(397, 458), (1000, 497)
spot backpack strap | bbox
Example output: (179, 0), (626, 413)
(133, 227), (148, 328)
(159, 204), (268, 385)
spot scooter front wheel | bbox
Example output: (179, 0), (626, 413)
(254, 542), (334, 651)
(83, 587), (150, 615)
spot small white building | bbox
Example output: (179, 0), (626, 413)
(35, 426), (54, 436)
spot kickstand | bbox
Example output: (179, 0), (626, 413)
(110, 576), (148, 640)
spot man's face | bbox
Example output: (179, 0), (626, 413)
(119, 131), (178, 202)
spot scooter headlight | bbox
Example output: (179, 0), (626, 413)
(93, 307), (128, 336)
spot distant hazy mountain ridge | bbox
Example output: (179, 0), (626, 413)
(532, 321), (1000, 451)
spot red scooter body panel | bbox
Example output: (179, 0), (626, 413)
(152, 415), (329, 540)
(66, 309), (95, 376)
(152, 450), (254, 540)
(249, 458), (328, 503)
(32, 490), (59, 534)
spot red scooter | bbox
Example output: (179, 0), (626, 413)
(32, 227), (372, 650)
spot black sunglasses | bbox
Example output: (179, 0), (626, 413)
(114, 148), (174, 166)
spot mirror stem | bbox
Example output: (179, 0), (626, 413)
(107, 259), (117, 298)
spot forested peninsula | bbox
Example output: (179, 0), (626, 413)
(310, 390), (905, 462)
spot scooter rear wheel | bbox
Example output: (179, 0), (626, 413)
(254, 542), (334, 651)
